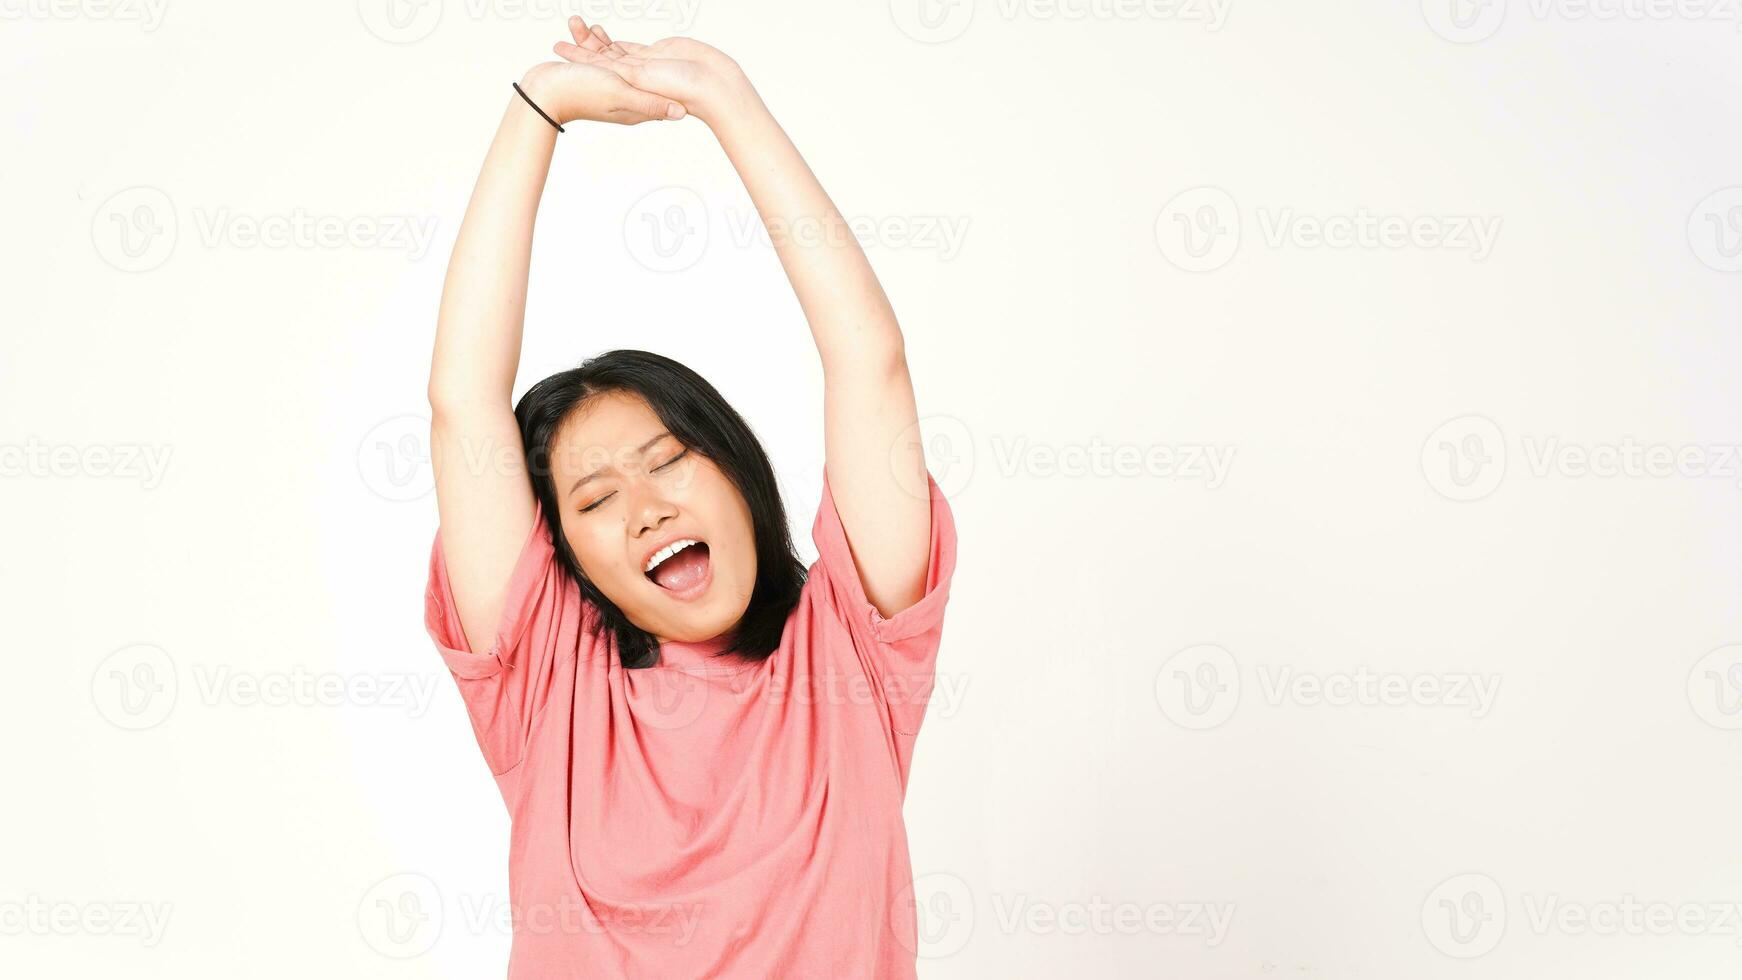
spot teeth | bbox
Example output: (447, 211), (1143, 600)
(645, 539), (701, 574)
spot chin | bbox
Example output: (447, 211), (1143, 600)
(624, 578), (752, 644)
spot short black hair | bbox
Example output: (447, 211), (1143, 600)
(513, 349), (806, 669)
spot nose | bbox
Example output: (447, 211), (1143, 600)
(627, 481), (679, 539)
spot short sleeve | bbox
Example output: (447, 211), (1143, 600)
(424, 498), (576, 777)
(811, 469), (958, 737)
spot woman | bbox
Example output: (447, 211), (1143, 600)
(423, 17), (958, 978)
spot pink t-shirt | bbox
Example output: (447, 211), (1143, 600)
(423, 471), (957, 978)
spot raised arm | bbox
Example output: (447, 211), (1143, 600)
(428, 38), (686, 654)
(556, 25), (933, 617)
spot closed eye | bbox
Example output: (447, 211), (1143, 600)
(578, 450), (686, 514)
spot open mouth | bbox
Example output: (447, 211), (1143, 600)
(644, 538), (712, 600)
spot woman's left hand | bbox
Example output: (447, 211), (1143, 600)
(552, 17), (759, 125)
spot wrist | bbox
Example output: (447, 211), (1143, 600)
(699, 75), (770, 135)
(518, 65), (572, 124)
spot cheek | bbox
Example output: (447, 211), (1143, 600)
(719, 488), (759, 588)
(684, 470), (757, 588)
(566, 518), (632, 585)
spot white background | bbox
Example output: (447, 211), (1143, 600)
(4, 0), (1742, 976)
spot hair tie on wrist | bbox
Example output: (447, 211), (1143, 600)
(513, 81), (565, 133)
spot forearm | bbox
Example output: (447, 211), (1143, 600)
(428, 87), (560, 409)
(708, 94), (906, 376)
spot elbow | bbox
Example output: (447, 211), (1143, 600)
(822, 336), (909, 388)
(426, 379), (507, 420)
(425, 379), (459, 417)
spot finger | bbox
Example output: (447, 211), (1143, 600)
(590, 55), (649, 86)
(552, 41), (611, 65)
(584, 24), (626, 57)
(621, 86), (686, 120)
(568, 15), (606, 52)
(616, 108), (682, 126)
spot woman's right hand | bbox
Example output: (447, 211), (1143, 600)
(550, 17), (757, 126)
(519, 57), (686, 126)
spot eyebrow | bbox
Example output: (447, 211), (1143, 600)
(566, 431), (672, 497)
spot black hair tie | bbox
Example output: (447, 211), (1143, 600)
(513, 82), (565, 133)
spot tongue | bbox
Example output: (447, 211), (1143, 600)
(651, 544), (710, 592)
